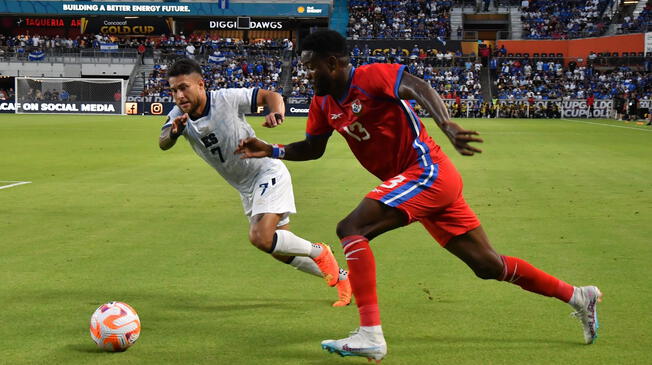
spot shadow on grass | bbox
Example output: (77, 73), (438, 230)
(396, 334), (579, 347)
(161, 297), (331, 313)
(66, 343), (105, 353)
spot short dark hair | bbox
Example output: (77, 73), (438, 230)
(168, 58), (203, 78)
(299, 29), (348, 58)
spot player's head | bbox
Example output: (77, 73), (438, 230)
(168, 58), (206, 116)
(299, 29), (349, 96)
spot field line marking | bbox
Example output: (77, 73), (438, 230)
(0, 181), (32, 190)
(560, 119), (652, 132)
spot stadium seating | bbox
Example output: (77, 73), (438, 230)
(142, 40), (284, 98)
(521, 0), (612, 39)
(619, 1), (652, 33)
(347, 0), (452, 40)
(494, 56), (652, 100)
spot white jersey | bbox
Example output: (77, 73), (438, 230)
(163, 88), (284, 194)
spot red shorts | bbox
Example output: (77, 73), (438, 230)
(365, 157), (481, 246)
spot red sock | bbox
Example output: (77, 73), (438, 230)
(341, 235), (380, 326)
(500, 255), (574, 302)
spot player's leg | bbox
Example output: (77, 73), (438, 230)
(247, 163), (351, 305)
(322, 196), (409, 361)
(248, 212), (350, 298)
(423, 194), (602, 344)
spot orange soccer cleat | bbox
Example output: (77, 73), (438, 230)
(332, 276), (352, 307)
(312, 243), (340, 287)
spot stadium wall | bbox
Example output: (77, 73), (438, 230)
(0, 62), (133, 77)
(347, 40), (461, 54)
(497, 34), (645, 64)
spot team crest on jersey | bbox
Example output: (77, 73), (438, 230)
(351, 99), (362, 114)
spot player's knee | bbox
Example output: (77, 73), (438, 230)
(472, 262), (503, 280)
(248, 229), (274, 252)
(336, 218), (359, 239)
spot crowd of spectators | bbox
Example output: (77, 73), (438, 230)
(350, 44), (467, 66)
(286, 44), (483, 99)
(141, 40), (285, 98)
(619, 1), (651, 33)
(348, 0), (452, 40)
(18, 87), (74, 102)
(348, 44), (482, 100)
(0, 32), (290, 63)
(0, 33), (153, 59)
(0, 88), (14, 101)
(494, 56), (652, 101)
(521, 0), (612, 39)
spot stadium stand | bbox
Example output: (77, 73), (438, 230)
(521, 0), (613, 39)
(493, 56), (652, 100)
(618, 0), (652, 33)
(347, 0), (452, 40)
(141, 39), (285, 98)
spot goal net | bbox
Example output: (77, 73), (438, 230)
(14, 77), (126, 115)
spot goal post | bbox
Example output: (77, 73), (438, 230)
(14, 77), (126, 115)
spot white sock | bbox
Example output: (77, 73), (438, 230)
(360, 325), (384, 339)
(272, 230), (313, 257)
(288, 256), (322, 277)
(338, 268), (348, 281)
(309, 242), (324, 258)
(568, 286), (581, 309)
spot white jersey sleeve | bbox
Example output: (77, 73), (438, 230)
(161, 106), (184, 132)
(221, 87), (259, 115)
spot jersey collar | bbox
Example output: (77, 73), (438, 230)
(337, 66), (356, 103)
(188, 92), (211, 121)
(200, 92), (211, 118)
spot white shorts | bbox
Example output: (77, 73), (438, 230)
(240, 162), (296, 227)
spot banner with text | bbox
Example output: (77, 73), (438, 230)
(1, 16), (81, 29)
(208, 17), (289, 30)
(81, 17), (172, 35)
(0, 1), (329, 17)
(15, 101), (122, 114)
(124, 101), (312, 116)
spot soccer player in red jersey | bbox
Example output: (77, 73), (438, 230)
(236, 30), (602, 362)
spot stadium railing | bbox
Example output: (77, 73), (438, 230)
(1, 48), (138, 64)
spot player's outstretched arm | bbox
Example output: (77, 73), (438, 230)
(398, 72), (483, 156)
(257, 89), (285, 128)
(159, 114), (188, 150)
(235, 134), (330, 161)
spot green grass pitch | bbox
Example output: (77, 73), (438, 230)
(1, 114), (650, 364)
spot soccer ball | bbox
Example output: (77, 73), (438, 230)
(90, 301), (141, 352)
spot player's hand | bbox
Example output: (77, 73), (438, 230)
(235, 137), (273, 159)
(263, 112), (284, 128)
(442, 121), (483, 156)
(171, 114), (188, 137)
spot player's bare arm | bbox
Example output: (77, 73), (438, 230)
(235, 134), (330, 161)
(159, 114), (188, 150)
(257, 89), (286, 128)
(398, 71), (483, 156)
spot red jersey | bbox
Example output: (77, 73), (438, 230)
(306, 63), (446, 181)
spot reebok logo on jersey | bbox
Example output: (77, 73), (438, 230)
(331, 113), (343, 120)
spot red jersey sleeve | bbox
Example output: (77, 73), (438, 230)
(358, 63), (406, 99)
(305, 96), (333, 137)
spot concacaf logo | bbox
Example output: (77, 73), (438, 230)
(297, 6), (305, 13)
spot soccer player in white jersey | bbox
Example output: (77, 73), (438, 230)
(159, 58), (351, 306)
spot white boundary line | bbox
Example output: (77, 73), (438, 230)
(561, 119), (652, 132)
(0, 181), (32, 190)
